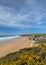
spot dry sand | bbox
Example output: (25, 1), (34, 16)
(0, 37), (34, 58)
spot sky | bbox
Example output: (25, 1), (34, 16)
(0, 0), (46, 35)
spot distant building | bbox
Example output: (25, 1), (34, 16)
(34, 36), (45, 41)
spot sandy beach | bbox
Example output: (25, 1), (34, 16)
(0, 37), (34, 58)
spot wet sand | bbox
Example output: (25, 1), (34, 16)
(0, 37), (33, 58)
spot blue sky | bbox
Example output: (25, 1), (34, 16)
(0, 0), (46, 35)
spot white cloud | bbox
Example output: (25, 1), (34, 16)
(0, 0), (46, 28)
(0, 6), (29, 28)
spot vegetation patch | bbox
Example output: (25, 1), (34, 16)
(0, 44), (46, 65)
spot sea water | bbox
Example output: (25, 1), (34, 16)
(0, 35), (20, 43)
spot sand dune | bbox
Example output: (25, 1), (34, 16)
(0, 37), (33, 58)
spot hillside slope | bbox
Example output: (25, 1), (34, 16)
(0, 44), (46, 65)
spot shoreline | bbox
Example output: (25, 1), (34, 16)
(0, 35), (20, 44)
(0, 37), (35, 58)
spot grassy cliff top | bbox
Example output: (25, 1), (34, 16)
(0, 44), (46, 65)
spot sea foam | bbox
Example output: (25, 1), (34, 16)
(0, 35), (20, 43)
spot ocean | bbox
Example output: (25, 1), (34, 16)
(0, 35), (20, 43)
